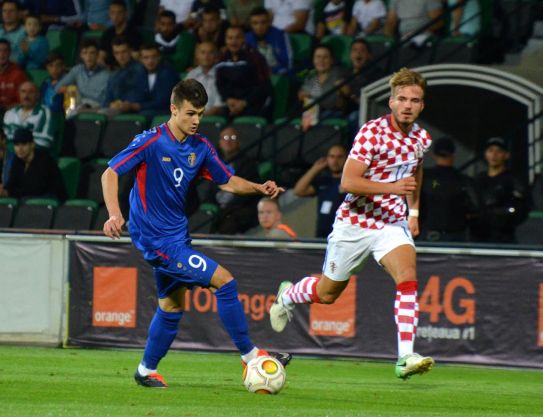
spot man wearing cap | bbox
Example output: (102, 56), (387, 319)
(470, 137), (530, 243)
(0, 128), (66, 200)
(419, 137), (478, 242)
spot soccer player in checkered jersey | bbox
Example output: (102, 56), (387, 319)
(270, 67), (435, 380)
(102, 79), (291, 388)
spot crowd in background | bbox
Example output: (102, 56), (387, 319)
(0, 0), (538, 245)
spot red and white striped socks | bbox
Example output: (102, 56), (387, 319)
(282, 276), (321, 306)
(394, 280), (419, 357)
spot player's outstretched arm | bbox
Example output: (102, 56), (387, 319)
(218, 175), (285, 198)
(101, 167), (125, 239)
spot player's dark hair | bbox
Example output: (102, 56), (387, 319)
(159, 9), (176, 22)
(46, 51), (64, 65)
(171, 79), (208, 108)
(250, 6), (269, 17)
(0, 38), (11, 52)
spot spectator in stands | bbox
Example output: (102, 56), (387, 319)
(346, 0), (387, 37)
(343, 39), (383, 133)
(294, 144), (347, 238)
(99, 0), (143, 68)
(384, 0), (443, 45)
(103, 36), (142, 115)
(0, 1), (25, 64)
(227, 0), (263, 30)
(189, 0), (227, 27)
(245, 6), (292, 75)
(419, 137), (479, 242)
(41, 52), (66, 113)
(207, 126), (261, 234)
(0, 127), (66, 200)
(0, 38), (27, 112)
(3, 81), (56, 149)
(315, 0), (351, 40)
(123, 42), (179, 119)
(159, 0), (192, 30)
(27, 0), (85, 30)
(265, 0), (315, 34)
(55, 38), (111, 115)
(155, 10), (180, 56)
(299, 44), (348, 131)
(18, 14), (48, 70)
(84, 0), (111, 31)
(184, 41), (223, 116)
(448, 0), (481, 36)
(0, 129), (13, 188)
(194, 6), (228, 50)
(253, 197), (297, 239)
(216, 25), (273, 120)
(470, 137), (530, 243)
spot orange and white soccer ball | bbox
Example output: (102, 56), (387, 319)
(242, 355), (286, 394)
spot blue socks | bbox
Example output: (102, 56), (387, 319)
(142, 307), (183, 370)
(215, 280), (254, 355)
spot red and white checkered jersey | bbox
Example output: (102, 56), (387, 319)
(337, 114), (432, 229)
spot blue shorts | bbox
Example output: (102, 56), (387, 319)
(144, 245), (219, 299)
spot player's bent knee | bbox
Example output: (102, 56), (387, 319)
(210, 266), (234, 289)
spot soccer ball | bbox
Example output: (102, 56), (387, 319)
(242, 355), (286, 394)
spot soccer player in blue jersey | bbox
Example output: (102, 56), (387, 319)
(101, 79), (290, 388)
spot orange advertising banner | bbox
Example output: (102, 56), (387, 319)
(92, 266), (137, 328)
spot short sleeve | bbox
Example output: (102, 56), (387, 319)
(197, 140), (234, 185)
(349, 124), (378, 166)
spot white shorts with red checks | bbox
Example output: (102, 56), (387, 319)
(322, 219), (415, 281)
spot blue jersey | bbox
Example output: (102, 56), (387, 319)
(109, 123), (233, 251)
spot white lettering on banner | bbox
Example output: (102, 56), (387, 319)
(94, 311), (133, 326)
(417, 325), (476, 342)
(311, 319), (352, 335)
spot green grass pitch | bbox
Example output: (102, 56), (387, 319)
(1, 345), (542, 417)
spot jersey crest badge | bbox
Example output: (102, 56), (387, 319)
(188, 152), (197, 166)
(162, 156), (171, 162)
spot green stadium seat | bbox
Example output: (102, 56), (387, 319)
(12, 198), (59, 229)
(289, 33), (313, 71)
(0, 197), (18, 228)
(53, 199), (98, 230)
(81, 30), (104, 41)
(321, 35), (352, 68)
(232, 116), (268, 159)
(166, 31), (196, 72)
(58, 157), (81, 200)
(69, 113), (107, 160)
(26, 69), (49, 88)
(100, 114), (147, 158)
(46, 29), (78, 67)
(150, 114), (170, 128)
(50, 111), (65, 158)
(270, 74), (289, 121)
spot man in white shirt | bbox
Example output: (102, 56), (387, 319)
(265, 0), (315, 34)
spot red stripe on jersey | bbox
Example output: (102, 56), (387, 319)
(112, 129), (161, 171)
(198, 165), (213, 181)
(136, 162), (148, 212)
(163, 122), (177, 142)
(193, 134), (233, 178)
(154, 249), (170, 260)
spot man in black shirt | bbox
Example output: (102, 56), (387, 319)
(1, 128), (66, 200)
(471, 137), (530, 243)
(419, 137), (478, 242)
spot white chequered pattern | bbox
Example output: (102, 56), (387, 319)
(337, 114), (432, 229)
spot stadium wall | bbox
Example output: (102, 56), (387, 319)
(1, 233), (543, 368)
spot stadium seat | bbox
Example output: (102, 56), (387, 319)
(516, 211), (543, 245)
(365, 35), (395, 72)
(12, 198), (59, 229)
(232, 116), (267, 160)
(198, 115), (226, 147)
(53, 199), (98, 230)
(79, 159), (110, 204)
(393, 43), (434, 71)
(289, 33), (313, 72)
(270, 74), (289, 121)
(150, 114), (170, 128)
(321, 117), (350, 142)
(301, 124), (343, 165)
(57, 157), (81, 200)
(26, 69), (49, 88)
(81, 30), (104, 41)
(0, 197), (18, 228)
(100, 114), (147, 158)
(50, 111), (65, 157)
(261, 123), (303, 165)
(68, 113), (107, 160)
(93, 204), (109, 231)
(46, 29), (78, 66)
(433, 36), (479, 64)
(189, 203), (218, 234)
(321, 35), (352, 68)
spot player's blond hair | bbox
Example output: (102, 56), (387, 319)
(389, 67), (427, 97)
